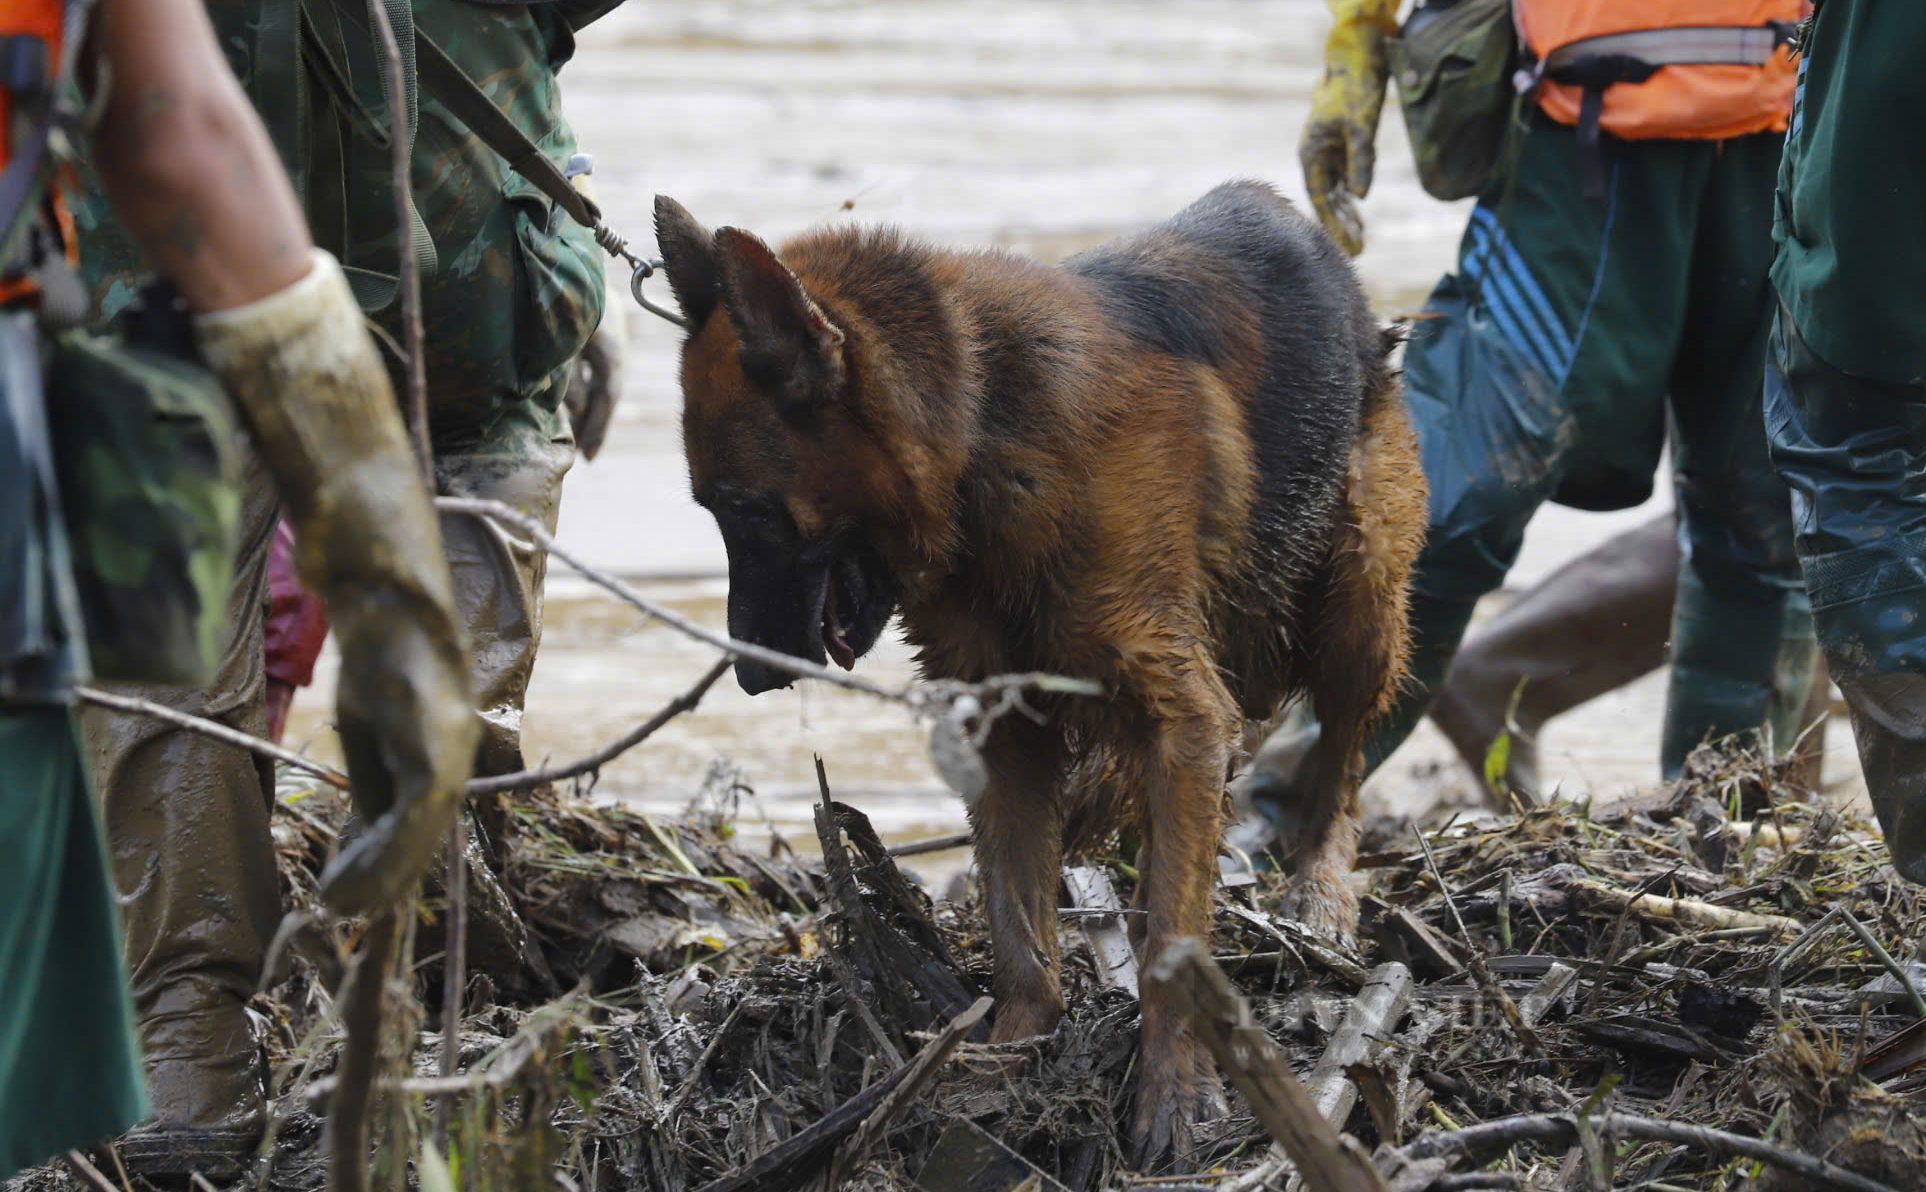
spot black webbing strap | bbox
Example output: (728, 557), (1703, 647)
(1548, 55), (1659, 201)
(1533, 21), (1795, 202)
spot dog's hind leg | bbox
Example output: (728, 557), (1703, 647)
(1121, 659), (1237, 1165)
(975, 716), (1070, 1043)
(1283, 383), (1426, 940)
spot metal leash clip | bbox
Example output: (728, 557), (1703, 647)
(626, 257), (686, 329)
(566, 154), (688, 330)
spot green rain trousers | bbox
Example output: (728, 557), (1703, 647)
(1765, 0), (1926, 881)
(1361, 110), (1816, 779)
(0, 708), (148, 1175)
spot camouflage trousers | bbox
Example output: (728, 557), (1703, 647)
(79, 401), (573, 1128)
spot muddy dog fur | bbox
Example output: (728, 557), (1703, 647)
(654, 180), (1425, 1163)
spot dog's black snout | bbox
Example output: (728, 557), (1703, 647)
(734, 657), (794, 696)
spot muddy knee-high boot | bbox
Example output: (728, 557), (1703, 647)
(1833, 670), (1926, 883)
(81, 461), (282, 1181)
(434, 402), (573, 780)
(425, 402), (574, 989)
(1766, 305), (1926, 881)
(1430, 512), (1679, 800)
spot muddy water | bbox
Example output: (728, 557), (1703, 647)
(285, 0), (1864, 881)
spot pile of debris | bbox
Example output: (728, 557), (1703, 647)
(14, 741), (1926, 1192)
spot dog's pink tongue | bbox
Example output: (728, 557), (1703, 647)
(827, 629), (856, 671)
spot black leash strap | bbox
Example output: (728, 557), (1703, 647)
(315, 0), (686, 325)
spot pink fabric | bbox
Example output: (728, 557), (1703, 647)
(263, 517), (330, 742)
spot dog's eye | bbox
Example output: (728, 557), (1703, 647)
(729, 498), (799, 544)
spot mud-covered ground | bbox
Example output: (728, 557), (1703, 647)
(287, 0), (1866, 878)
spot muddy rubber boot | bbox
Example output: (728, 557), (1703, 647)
(425, 403), (574, 989)
(1429, 513), (1678, 801)
(1834, 670), (1926, 884)
(434, 403), (573, 780)
(1661, 551), (1818, 779)
(81, 461), (281, 1182)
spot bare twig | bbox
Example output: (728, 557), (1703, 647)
(327, 909), (401, 1192)
(73, 685), (350, 789)
(81, 503), (1101, 816)
(824, 995), (992, 1188)
(1770, 904), (1926, 1020)
(469, 656), (733, 794)
(662, 1003), (747, 1125)
(885, 830), (973, 858)
(1223, 902), (1372, 987)
(437, 818), (466, 1145)
(435, 496), (1104, 709)
(364, 0), (430, 480)
(60, 1152), (119, 1192)
(1376, 1111), (1904, 1192)
(1412, 820), (1470, 943)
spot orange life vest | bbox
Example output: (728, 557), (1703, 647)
(1513, 0), (1805, 141)
(0, 0), (78, 307)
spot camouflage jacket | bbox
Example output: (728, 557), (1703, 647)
(73, 0), (618, 440)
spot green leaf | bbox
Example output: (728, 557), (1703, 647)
(1483, 729), (1511, 800)
(568, 1045), (598, 1114)
(418, 1140), (456, 1192)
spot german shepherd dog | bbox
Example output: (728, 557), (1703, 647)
(655, 180), (1425, 1161)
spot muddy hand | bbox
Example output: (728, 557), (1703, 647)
(1298, 0), (1398, 257)
(324, 599), (477, 913)
(565, 271), (627, 461)
(196, 250), (479, 915)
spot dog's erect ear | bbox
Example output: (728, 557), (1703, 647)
(654, 196), (721, 326)
(714, 227), (846, 412)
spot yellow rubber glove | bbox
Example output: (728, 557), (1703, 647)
(1298, 0), (1400, 257)
(196, 250), (479, 915)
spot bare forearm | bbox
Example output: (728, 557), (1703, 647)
(86, 0), (313, 311)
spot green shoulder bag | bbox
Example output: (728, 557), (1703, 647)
(1389, 0), (1520, 202)
(44, 284), (241, 686)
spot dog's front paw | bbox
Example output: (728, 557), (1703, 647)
(988, 991), (1064, 1044)
(1128, 1034), (1223, 1172)
(1278, 868), (1361, 944)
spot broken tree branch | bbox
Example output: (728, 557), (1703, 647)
(1308, 962), (1414, 1127)
(1376, 1111), (1903, 1192)
(825, 995), (992, 1188)
(1570, 877), (1800, 940)
(693, 1065), (914, 1192)
(1148, 938), (1389, 1192)
(1064, 865), (1140, 997)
